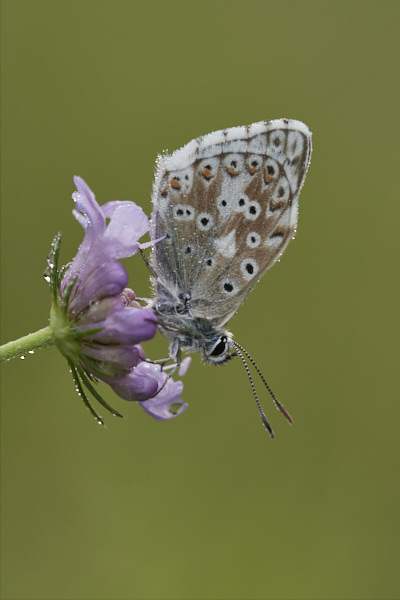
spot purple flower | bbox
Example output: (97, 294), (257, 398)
(48, 177), (190, 424)
(109, 358), (191, 421)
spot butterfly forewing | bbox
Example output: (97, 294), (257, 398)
(150, 119), (311, 324)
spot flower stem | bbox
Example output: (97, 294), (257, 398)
(0, 326), (57, 362)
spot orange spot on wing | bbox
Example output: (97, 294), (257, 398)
(170, 177), (181, 189)
(201, 168), (213, 181)
(271, 226), (287, 238)
(161, 186), (168, 197)
(248, 166), (257, 175)
(269, 199), (285, 212)
(226, 166), (238, 176)
(264, 171), (273, 184)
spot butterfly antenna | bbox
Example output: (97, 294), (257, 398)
(230, 341), (293, 425)
(139, 248), (158, 278)
(231, 343), (274, 438)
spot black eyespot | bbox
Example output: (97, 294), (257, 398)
(240, 258), (258, 280)
(249, 205), (257, 215)
(221, 200), (227, 207)
(273, 137), (280, 146)
(176, 208), (184, 216)
(224, 282), (233, 293)
(251, 236), (256, 243)
(185, 246), (192, 255)
(239, 198), (245, 206)
(251, 160), (258, 167)
(205, 164), (211, 170)
(231, 160), (237, 167)
(206, 259), (213, 266)
(186, 209), (192, 216)
(201, 217), (209, 226)
(267, 165), (275, 175)
(278, 187), (285, 198)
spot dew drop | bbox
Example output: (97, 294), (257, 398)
(20, 355), (25, 360)
(28, 350), (35, 355)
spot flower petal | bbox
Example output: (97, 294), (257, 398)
(140, 376), (188, 421)
(68, 261), (128, 317)
(84, 307), (157, 345)
(80, 342), (141, 372)
(62, 177), (150, 293)
(179, 357), (192, 377)
(108, 365), (160, 402)
(101, 201), (150, 257)
(129, 361), (189, 421)
(75, 296), (124, 326)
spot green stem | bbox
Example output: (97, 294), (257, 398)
(0, 326), (57, 362)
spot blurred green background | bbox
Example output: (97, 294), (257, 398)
(1, 1), (399, 599)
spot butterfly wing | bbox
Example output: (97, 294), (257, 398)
(150, 119), (312, 325)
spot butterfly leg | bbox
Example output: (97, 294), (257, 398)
(144, 345), (182, 399)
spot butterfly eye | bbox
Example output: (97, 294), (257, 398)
(205, 335), (234, 365)
(210, 336), (229, 357)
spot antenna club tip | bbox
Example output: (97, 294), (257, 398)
(278, 406), (293, 424)
(261, 417), (274, 438)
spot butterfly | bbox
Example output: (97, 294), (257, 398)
(148, 119), (312, 436)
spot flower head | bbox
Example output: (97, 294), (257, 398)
(47, 177), (189, 424)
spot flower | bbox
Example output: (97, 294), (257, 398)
(109, 357), (191, 421)
(47, 176), (189, 423)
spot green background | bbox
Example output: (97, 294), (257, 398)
(1, 1), (399, 599)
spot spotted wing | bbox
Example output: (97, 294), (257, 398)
(150, 119), (312, 324)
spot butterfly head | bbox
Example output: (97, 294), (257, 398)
(155, 312), (235, 366)
(173, 330), (234, 365)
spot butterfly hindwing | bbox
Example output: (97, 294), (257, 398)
(150, 119), (311, 325)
